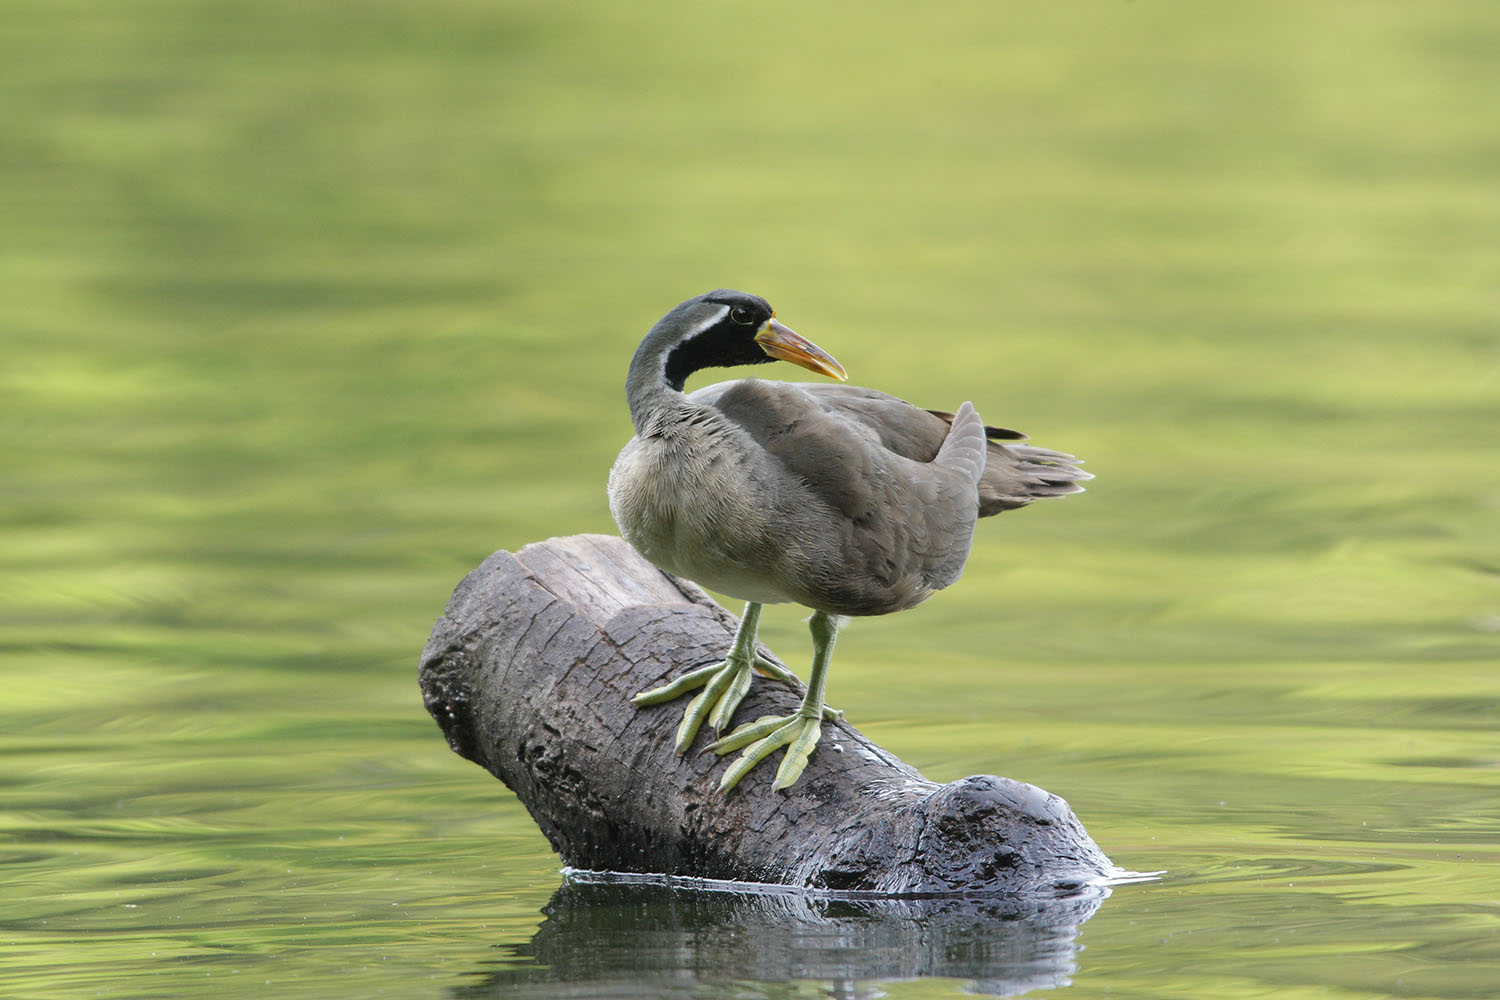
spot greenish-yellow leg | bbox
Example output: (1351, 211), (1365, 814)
(707, 610), (839, 793)
(632, 602), (840, 754)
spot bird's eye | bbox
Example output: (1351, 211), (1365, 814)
(729, 306), (755, 326)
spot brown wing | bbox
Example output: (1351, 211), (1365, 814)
(688, 380), (987, 612)
(798, 384), (1092, 516)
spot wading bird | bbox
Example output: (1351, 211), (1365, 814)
(609, 290), (1089, 792)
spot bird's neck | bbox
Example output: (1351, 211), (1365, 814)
(625, 346), (695, 436)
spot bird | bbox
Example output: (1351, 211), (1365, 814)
(608, 290), (1090, 793)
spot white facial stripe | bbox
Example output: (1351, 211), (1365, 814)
(684, 304), (732, 340)
(661, 304), (731, 373)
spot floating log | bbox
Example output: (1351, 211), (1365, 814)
(419, 533), (1119, 895)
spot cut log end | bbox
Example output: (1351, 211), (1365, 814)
(418, 533), (1120, 895)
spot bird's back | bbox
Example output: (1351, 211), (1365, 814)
(689, 380), (994, 616)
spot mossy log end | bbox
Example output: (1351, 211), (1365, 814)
(418, 533), (1118, 895)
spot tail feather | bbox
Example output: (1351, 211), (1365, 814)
(933, 401), (988, 487)
(980, 440), (1092, 515)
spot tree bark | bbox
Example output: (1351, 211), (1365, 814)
(419, 533), (1119, 895)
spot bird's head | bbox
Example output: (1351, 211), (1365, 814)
(641, 290), (848, 392)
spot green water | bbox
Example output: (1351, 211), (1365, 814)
(3, 1), (1497, 996)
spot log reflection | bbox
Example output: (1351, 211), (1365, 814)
(457, 874), (1111, 999)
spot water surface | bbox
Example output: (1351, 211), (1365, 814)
(3, 1), (1497, 997)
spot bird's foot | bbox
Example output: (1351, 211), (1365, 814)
(631, 650), (761, 753)
(633, 654), (840, 754)
(705, 709), (825, 793)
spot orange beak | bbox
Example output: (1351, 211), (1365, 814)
(752, 319), (848, 381)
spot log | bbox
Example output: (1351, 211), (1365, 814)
(419, 533), (1119, 895)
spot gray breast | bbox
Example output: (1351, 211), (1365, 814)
(608, 411), (805, 605)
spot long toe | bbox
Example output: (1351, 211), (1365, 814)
(709, 661), (753, 731)
(772, 716), (822, 790)
(631, 662), (721, 706)
(711, 713), (823, 793)
(632, 654), (757, 755)
(704, 714), (786, 756)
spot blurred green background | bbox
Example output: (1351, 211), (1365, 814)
(3, 1), (1497, 997)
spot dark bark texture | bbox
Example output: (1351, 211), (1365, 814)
(419, 533), (1119, 895)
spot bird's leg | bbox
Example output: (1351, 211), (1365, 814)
(751, 658), (844, 723)
(632, 602), (842, 754)
(632, 601), (771, 753)
(708, 610), (840, 793)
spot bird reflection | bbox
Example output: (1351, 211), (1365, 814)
(454, 874), (1111, 999)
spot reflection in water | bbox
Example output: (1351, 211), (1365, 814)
(457, 874), (1112, 999)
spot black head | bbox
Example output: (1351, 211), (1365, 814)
(638, 289), (845, 392)
(659, 290), (776, 391)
